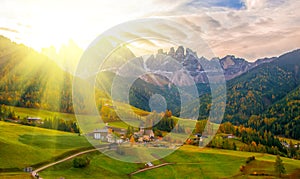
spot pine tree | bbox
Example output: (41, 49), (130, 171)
(274, 155), (286, 177)
(233, 142), (237, 150)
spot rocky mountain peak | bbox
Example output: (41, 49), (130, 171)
(168, 47), (175, 58)
(175, 46), (185, 61)
(185, 48), (196, 57)
(221, 55), (236, 69)
(148, 45), (276, 84)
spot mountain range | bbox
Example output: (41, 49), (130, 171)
(139, 46), (276, 86)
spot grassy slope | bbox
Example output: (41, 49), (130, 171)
(10, 106), (135, 132)
(39, 145), (300, 179)
(11, 105), (197, 132)
(2, 107), (300, 178)
(0, 173), (32, 179)
(40, 151), (142, 179)
(11, 106), (76, 120)
(0, 121), (91, 170)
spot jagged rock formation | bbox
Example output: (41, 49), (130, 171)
(140, 46), (275, 85)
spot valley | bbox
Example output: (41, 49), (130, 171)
(0, 35), (300, 178)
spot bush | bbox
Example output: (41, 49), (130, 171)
(246, 156), (255, 164)
(73, 157), (90, 168)
(240, 165), (245, 172)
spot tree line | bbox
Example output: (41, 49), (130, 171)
(0, 104), (79, 133)
(190, 120), (300, 159)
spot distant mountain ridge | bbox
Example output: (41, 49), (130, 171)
(139, 46), (276, 86)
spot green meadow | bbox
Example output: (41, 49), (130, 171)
(10, 106), (76, 121)
(0, 121), (91, 170)
(39, 145), (300, 178)
(1, 121), (300, 178)
(0, 106), (299, 178)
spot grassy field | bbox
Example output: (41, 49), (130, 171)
(9, 106), (134, 134)
(11, 106), (76, 120)
(0, 121), (91, 170)
(10, 106), (201, 133)
(0, 172), (32, 179)
(38, 145), (300, 178)
(10, 105), (146, 132)
(1, 120), (300, 178)
(39, 151), (143, 179)
(10, 101), (150, 120)
(2, 107), (300, 178)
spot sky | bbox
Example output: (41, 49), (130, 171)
(0, 0), (300, 61)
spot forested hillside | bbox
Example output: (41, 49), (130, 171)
(225, 50), (300, 121)
(220, 50), (300, 139)
(262, 85), (300, 139)
(0, 36), (73, 113)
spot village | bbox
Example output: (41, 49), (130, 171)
(91, 124), (158, 145)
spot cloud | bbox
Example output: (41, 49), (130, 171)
(242, 0), (266, 10)
(152, 0), (300, 61)
(242, 0), (286, 10)
(0, 0), (299, 61)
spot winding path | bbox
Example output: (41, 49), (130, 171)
(31, 147), (107, 179)
(129, 163), (174, 176)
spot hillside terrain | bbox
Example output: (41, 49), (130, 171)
(39, 146), (300, 178)
(222, 49), (300, 139)
(0, 36), (73, 113)
(0, 121), (91, 171)
(130, 50), (300, 141)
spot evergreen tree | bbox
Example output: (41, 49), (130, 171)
(274, 155), (286, 177)
(233, 142), (237, 150)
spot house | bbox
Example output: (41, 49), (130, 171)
(281, 141), (289, 148)
(27, 117), (42, 124)
(136, 127), (155, 142)
(93, 128), (109, 141)
(107, 133), (124, 143)
(93, 126), (126, 143)
(280, 142), (300, 148)
(138, 127), (154, 137)
(227, 134), (236, 139)
(116, 138), (123, 144)
(222, 134), (235, 139)
(145, 162), (154, 167)
(23, 167), (33, 172)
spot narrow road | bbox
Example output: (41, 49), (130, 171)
(31, 147), (107, 179)
(129, 163), (174, 176)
